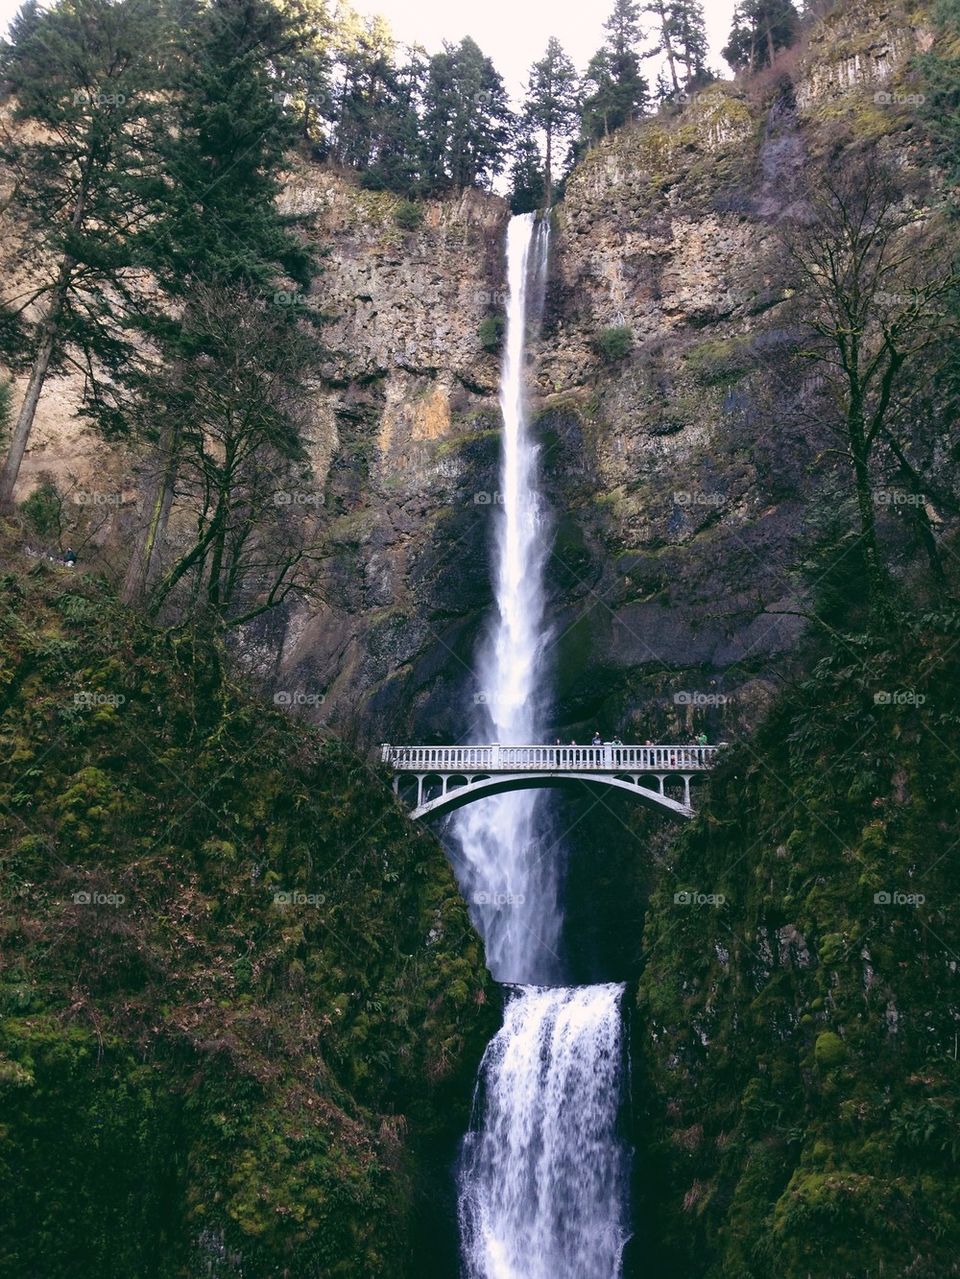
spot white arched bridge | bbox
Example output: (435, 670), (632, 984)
(380, 742), (719, 821)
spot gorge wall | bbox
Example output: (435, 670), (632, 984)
(2, 0), (938, 748)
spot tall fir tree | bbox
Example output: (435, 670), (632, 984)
(121, 0), (318, 604)
(644, 0), (708, 96)
(722, 0), (799, 73)
(0, 0), (168, 512)
(580, 0), (649, 143)
(522, 37), (578, 207)
(509, 136), (546, 214)
(420, 37), (511, 191)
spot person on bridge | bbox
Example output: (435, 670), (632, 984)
(611, 735), (623, 746)
(696, 731), (708, 746)
(592, 732), (603, 746)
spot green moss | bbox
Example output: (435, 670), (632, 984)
(814, 1031), (847, 1069)
(0, 564), (495, 1278)
(636, 613), (960, 1277)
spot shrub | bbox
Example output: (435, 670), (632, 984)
(596, 325), (633, 362)
(479, 314), (505, 353)
(19, 477), (64, 542)
(393, 200), (423, 231)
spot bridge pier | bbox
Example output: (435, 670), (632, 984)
(653, 773), (666, 796)
(682, 775), (692, 809)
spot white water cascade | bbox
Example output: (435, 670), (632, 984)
(452, 214), (630, 1278)
(452, 213), (560, 986)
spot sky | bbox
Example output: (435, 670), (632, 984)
(0, 0), (740, 100)
(350, 0), (740, 102)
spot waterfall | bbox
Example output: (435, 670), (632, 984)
(458, 984), (629, 1279)
(452, 214), (630, 1278)
(451, 213), (560, 986)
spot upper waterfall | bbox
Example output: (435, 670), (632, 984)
(451, 212), (561, 985)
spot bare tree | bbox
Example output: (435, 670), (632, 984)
(124, 284), (327, 628)
(782, 158), (960, 620)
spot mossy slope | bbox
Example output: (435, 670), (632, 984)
(0, 559), (494, 1278)
(636, 615), (960, 1278)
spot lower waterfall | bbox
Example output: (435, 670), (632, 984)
(458, 984), (630, 1279)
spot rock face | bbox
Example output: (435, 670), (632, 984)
(0, 0), (936, 745)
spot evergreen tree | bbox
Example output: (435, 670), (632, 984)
(580, 0), (649, 143)
(131, 0), (313, 299)
(522, 36), (578, 207)
(0, 0), (167, 513)
(358, 44), (428, 194)
(331, 11), (396, 170)
(579, 49), (616, 140)
(272, 0), (337, 146)
(722, 0), (799, 74)
(420, 37), (511, 191)
(509, 136), (546, 214)
(644, 0), (708, 95)
(121, 0), (318, 604)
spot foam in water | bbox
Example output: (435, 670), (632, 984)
(458, 984), (630, 1279)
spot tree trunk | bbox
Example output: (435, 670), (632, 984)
(848, 393), (890, 622)
(121, 421), (181, 605)
(544, 126), (553, 209)
(657, 2), (680, 94)
(764, 14), (777, 68)
(0, 271), (70, 512)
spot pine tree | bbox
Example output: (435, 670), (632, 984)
(0, 0), (167, 512)
(522, 37), (578, 207)
(579, 49), (616, 140)
(332, 12), (396, 170)
(272, 0), (337, 146)
(509, 137), (546, 214)
(359, 44), (428, 194)
(121, 0), (318, 604)
(645, 0), (708, 95)
(580, 0), (649, 143)
(722, 0), (799, 74)
(420, 37), (511, 191)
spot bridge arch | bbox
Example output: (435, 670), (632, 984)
(409, 770), (693, 821)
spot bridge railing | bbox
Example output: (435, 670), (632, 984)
(380, 743), (719, 773)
